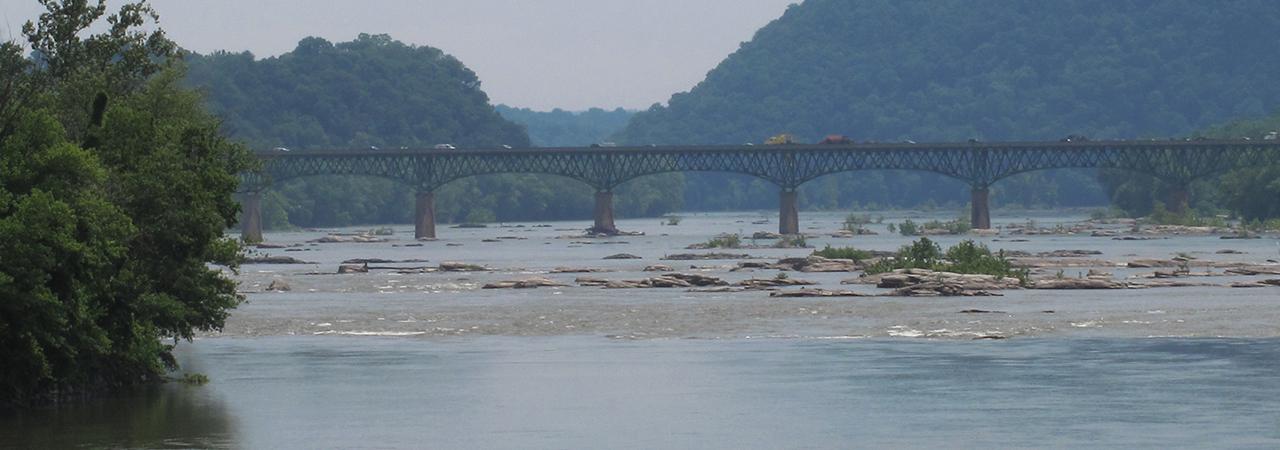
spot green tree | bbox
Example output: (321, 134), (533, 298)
(0, 110), (135, 405)
(1, 0), (250, 407)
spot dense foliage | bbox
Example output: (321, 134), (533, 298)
(615, 0), (1280, 213)
(894, 218), (971, 236)
(186, 37), (679, 228)
(811, 245), (872, 261)
(1, 0), (250, 407)
(1202, 118), (1280, 221)
(864, 238), (1028, 283)
(187, 34), (528, 149)
(1100, 114), (1280, 220)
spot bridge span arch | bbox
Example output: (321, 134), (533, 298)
(240, 141), (1280, 241)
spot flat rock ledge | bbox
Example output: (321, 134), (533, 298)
(343, 258), (429, 264)
(848, 268), (1229, 293)
(603, 253), (643, 260)
(770, 256), (861, 272)
(1226, 266), (1280, 276)
(309, 234), (387, 243)
(852, 269), (1023, 290)
(770, 289), (871, 298)
(888, 282), (1004, 297)
(1229, 279), (1280, 288)
(482, 277), (569, 289)
(662, 253), (755, 261)
(737, 278), (818, 289)
(1127, 259), (1250, 269)
(575, 273), (728, 289)
(550, 267), (610, 273)
(736, 256), (863, 272)
(1030, 279), (1126, 289)
(1031, 279), (1219, 289)
(439, 262), (491, 272)
(244, 255), (315, 264)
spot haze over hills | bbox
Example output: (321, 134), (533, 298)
(495, 106), (634, 147)
(616, 0), (1280, 212)
(621, 0), (1280, 143)
(185, 35), (677, 227)
(182, 1), (1280, 228)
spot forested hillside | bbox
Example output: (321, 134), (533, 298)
(188, 34), (526, 149)
(496, 106), (634, 147)
(187, 0), (1280, 226)
(616, 0), (1280, 213)
(186, 35), (678, 228)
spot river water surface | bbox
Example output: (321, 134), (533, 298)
(3, 211), (1280, 448)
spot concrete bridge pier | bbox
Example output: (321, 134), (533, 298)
(241, 192), (264, 243)
(970, 186), (991, 230)
(590, 190), (618, 235)
(415, 191), (437, 240)
(779, 188), (799, 235)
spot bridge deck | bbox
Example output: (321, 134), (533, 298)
(253, 139), (1280, 158)
(237, 139), (1280, 241)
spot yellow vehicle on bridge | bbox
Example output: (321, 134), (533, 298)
(765, 134), (796, 145)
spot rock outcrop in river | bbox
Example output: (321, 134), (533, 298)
(483, 278), (569, 289)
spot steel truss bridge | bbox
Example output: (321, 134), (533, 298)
(239, 140), (1280, 241)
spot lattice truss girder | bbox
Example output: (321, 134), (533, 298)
(241, 142), (1280, 193)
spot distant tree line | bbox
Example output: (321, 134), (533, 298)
(495, 106), (634, 147)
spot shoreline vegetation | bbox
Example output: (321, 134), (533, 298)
(1, 2), (249, 409)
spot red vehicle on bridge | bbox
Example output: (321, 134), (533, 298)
(819, 134), (853, 145)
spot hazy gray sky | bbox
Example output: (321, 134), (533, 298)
(1, 0), (796, 110)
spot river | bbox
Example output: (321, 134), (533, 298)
(3, 210), (1279, 448)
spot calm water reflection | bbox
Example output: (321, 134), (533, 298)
(7, 212), (1280, 448)
(0, 379), (234, 448)
(5, 336), (1279, 449)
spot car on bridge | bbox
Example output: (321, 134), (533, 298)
(819, 134), (853, 145)
(434, 144), (456, 150)
(765, 134), (796, 145)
